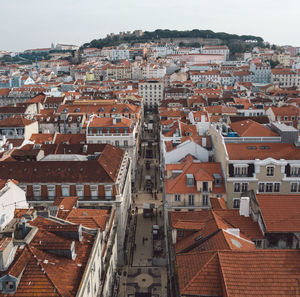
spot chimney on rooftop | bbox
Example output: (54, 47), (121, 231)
(239, 196), (250, 217)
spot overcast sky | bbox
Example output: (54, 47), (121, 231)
(0, 0), (299, 52)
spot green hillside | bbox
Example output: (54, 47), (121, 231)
(83, 29), (264, 55)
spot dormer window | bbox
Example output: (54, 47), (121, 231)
(62, 185), (70, 197)
(76, 185), (84, 198)
(186, 174), (194, 187)
(33, 185), (41, 197)
(47, 185), (56, 199)
(2, 279), (16, 293)
(104, 185), (113, 199)
(90, 185), (98, 199)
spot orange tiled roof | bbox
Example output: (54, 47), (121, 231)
(30, 133), (55, 144)
(165, 160), (225, 195)
(229, 119), (278, 137)
(89, 116), (133, 128)
(226, 142), (300, 160)
(54, 134), (86, 145)
(268, 105), (300, 116)
(1, 216), (94, 296)
(205, 105), (237, 115)
(210, 197), (227, 210)
(257, 194), (300, 232)
(0, 116), (35, 127)
(65, 208), (110, 230)
(177, 250), (300, 297)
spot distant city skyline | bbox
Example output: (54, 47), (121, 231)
(1, 0), (299, 52)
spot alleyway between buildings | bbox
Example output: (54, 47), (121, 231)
(118, 113), (168, 297)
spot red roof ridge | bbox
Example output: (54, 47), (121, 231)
(217, 251), (229, 296)
(182, 252), (221, 295)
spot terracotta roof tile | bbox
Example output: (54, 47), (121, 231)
(0, 116), (36, 127)
(229, 119), (278, 137)
(226, 142), (300, 160)
(256, 194), (300, 232)
(177, 250), (300, 297)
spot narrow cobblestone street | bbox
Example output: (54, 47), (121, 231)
(118, 112), (168, 297)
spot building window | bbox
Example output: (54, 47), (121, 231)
(202, 194), (209, 206)
(254, 239), (262, 248)
(47, 185), (56, 199)
(178, 229), (184, 237)
(234, 183), (240, 192)
(241, 183), (248, 192)
(174, 194), (181, 201)
(62, 185), (70, 196)
(259, 183), (264, 192)
(266, 183), (273, 192)
(115, 140), (119, 147)
(234, 166), (247, 177)
(291, 167), (300, 177)
(291, 183), (298, 192)
(188, 194), (194, 206)
(33, 185), (41, 197)
(76, 185), (84, 198)
(124, 140), (128, 147)
(104, 185), (113, 199)
(274, 183), (280, 192)
(233, 198), (240, 209)
(90, 185), (98, 199)
(266, 166), (274, 176)
(4, 281), (15, 291)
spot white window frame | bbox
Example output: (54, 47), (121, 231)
(233, 198), (240, 209)
(47, 185), (56, 199)
(174, 194), (181, 202)
(33, 185), (41, 197)
(188, 194), (194, 206)
(234, 183), (240, 192)
(266, 166), (274, 177)
(266, 183), (273, 192)
(241, 182), (248, 192)
(90, 185), (98, 199)
(258, 183), (264, 192)
(104, 185), (113, 199)
(202, 194), (209, 206)
(76, 185), (84, 198)
(291, 182), (298, 192)
(62, 185), (70, 197)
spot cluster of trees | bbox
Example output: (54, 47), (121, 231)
(83, 29), (264, 54)
(0, 50), (76, 65)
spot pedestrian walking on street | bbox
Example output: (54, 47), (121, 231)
(159, 210), (162, 218)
